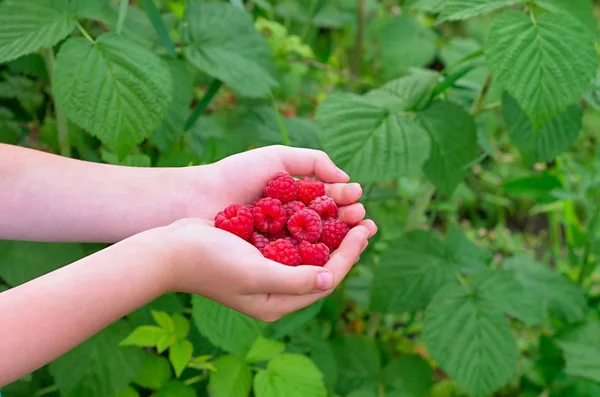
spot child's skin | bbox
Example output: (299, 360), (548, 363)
(0, 143), (377, 386)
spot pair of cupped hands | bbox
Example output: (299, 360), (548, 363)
(152, 145), (377, 322)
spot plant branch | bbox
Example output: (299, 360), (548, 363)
(270, 94), (291, 146)
(116, 0), (129, 35)
(76, 22), (95, 44)
(41, 48), (71, 157)
(140, 0), (177, 57)
(470, 74), (492, 116)
(184, 79), (223, 131)
(351, 0), (367, 77)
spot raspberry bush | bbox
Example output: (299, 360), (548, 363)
(2, 0), (600, 397)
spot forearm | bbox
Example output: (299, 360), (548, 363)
(0, 144), (205, 242)
(0, 230), (169, 386)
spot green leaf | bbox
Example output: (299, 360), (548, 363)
(378, 16), (437, 80)
(558, 320), (600, 383)
(316, 93), (430, 183)
(383, 355), (433, 397)
(438, 0), (521, 22)
(289, 329), (338, 392)
(424, 282), (518, 397)
(100, 149), (152, 167)
(502, 92), (582, 163)
(133, 354), (172, 390)
(534, 0), (596, 35)
(364, 70), (439, 112)
(169, 340), (194, 378)
(503, 255), (587, 324)
(268, 300), (323, 340)
(172, 313), (191, 340)
(54, 33), (172, 155)
(0, 0), (75, 63)
(210, 355), (253, 397)
(484, 11), (597, 127)
(150, 60), (194, 151)
(330, 335), (380, 395)
(49, 320), (145, 397)
(371, 229), (488, 313)
(150, 381), (197, 397)
(418, 100), (478, 195)
(246, 337), (285, 363)
(120, 325), (167, 347)
(113, 386), (140, 397)
(192, 295), (266, 357)
(0, 241), (85, 286)
(152, 310), (175, 333)
(254, 354), (327, 397)
(184, 2), (277, 98)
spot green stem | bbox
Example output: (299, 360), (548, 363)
(140, 0), (177, 57)
(184, 80), (223, 131)
(183, 374), (207, 386)
(116, 0), (129, 35)
(470, 74), (492, 116)
(350, 0), (366, 78)
(548, 210), (561, 265)
(41, 48), (71, 157)
(34, 385), (59, 397)
(270, 94), (290, 146)
(578, 210), (599, 285)
(405, 182), (436, 231)
(76, 22), (95, 44)
(366, 312), (381, 338)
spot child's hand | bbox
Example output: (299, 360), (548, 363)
(187, 146), (374, 232)
(156, 216), (376, 322)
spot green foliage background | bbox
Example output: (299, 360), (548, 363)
(2, 0), (600, 396)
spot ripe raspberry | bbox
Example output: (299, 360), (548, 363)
(250, 232), (270, 253)
(284, 200), (306, 218)
(298, 241), (330, 266)
(320, 219), (350, 251)
(287, 209), (322, 243)
(252, 197), (287, 234)
(296, 177), (325, 205)
(308, 196), (338, 219)
(214, 204), (254, 240)
(264, 172), (297, 204)
(268, 228), (289, 241)
(263, 239), (301, 266)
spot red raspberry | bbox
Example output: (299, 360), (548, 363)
(250, 232), (270, 253)
(263, 239), (301, 266)
(284, 200), (306, 218)
(214, 204), (253, 240)
(308, 196), (338, 219)
(296, 177), (325, 205)
(267, 228), (289, 241)
(287, 209), (322, 243)
(320, 219), (350, 251)
(264, 172), (297, 204)
(252, 197), (287, 234)
(298, 241), (330, 266)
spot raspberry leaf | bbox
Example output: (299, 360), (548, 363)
(558, 320), (600, 383)
(316, 93), (431, 183)
(424, 278), (518, 397)
(417, 100), (478, 195)
(383, 355), (433, 397)
(502, 92), (582, 164)
(183, 2), (277, 98)
(0, 0), (76, 63)
(120, 325), (167, 348)
(370, 229), (489, 313)
(330, 335), (380, 395)
(484, 11), (596, 127)
(254, 354), (327, 397)
(534, 0), (596, 35)
(192, 295), (266, 357)
(132, 354), (172, 390)
(437, 0), (523, 22)
(169, 340), (194, 378)
(49, 320), (145, 397)
(54, 34), (172, 156)
(246, 337), (285, 363)
(210, 355), (253, 397)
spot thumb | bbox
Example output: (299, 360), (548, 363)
(251, 260), (334, 295)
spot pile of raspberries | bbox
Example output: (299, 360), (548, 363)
(214, 172), (350, 266)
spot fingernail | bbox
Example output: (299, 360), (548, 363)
(337, 167), (350, 179)
(316, 272), (334, 290)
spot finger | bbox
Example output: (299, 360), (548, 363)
(274, 146), (350, 183)
(324, 183), (362, 206)
(338, 203), (366, 226)
(359, 219), (378, 238)
(244, 259), (335, 296)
